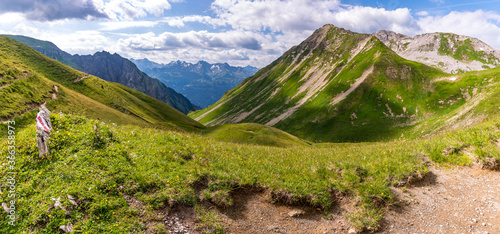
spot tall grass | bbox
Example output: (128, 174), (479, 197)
(2, 113), (497, 232)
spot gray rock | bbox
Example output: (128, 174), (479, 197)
(288, 209), (305, 217)
(60, 223), (74, 233)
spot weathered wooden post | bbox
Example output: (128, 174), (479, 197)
(36, 102), (52, 158)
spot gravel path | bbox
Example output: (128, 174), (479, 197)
(381, 165), (500, 234)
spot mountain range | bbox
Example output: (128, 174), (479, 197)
(132, 59), (259, 108)
(190, 24), (500, 142)
(4, 35), (198, 114)
(0, 35), (203, 131)
(1, 24), (500, 233)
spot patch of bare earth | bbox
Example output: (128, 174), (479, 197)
(124, 194), (199, 234)
(330, 65), (374, 106)
(381, 165), (500, 234)
(147, 165), (499, 233)
(213, 189), (352, 234)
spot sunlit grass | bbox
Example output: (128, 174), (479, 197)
(2, 113), (497, 232)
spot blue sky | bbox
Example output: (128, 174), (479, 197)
(0, 0), (499, 67)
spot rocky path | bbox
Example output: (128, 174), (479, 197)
(381, 165), (500, 234)
(165, 165), (499, 233)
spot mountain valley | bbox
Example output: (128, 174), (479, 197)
(132, 59), (258, 108)
(0, 23), (499, 234)
(4, 35), (198, 114)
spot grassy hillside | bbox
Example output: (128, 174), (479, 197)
(0, 35), (204, 134)
(1, 111), (498, 232)
(6, 35), (199, 114)
(3, 34), (82, 70)
(1, 27), (498, 233)
(190, 25), (500, 143)
(201, 123), (311, 147)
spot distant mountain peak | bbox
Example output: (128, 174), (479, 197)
(188, 24), (446, 142)
(132, 59), (259, 108)
(6, 35), (198, 114)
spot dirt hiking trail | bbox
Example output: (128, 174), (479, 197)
(163, 165), (499, 233)
(382, 165), (500, 234)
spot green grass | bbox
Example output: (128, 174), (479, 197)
(190, 26), (500, 144)
(438, 34), (500, 65)
(2, 26), (500, 233)
(0, 35), (204, 136)
(190, 28), (453, 143)
(201, 123), (311, 147)
(1, 112), (498, 232)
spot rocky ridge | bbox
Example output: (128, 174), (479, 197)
(373, 30), (500, 73)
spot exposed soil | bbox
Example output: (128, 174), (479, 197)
(213, 189), (352, 234)
(381, 165), (500, 234)
(162, 165), (499, 234)
(330, 65), (374, 107)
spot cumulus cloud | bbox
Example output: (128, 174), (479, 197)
(164, 15), (218, 28)
(208, 0), (420, 35)
(102, 0), (171, 20)
(416, 11), (429, 16)
(0, 0), (172, 22)
(46, 30), (111, 55)
(331, 7), (420, 35)
(3, 0), (500, 68)
(119, 30), (263, 51)
(210, 0), (342, 32)
(0, 0), (108, 21)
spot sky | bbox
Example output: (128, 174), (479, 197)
(0, 0), (499, 68)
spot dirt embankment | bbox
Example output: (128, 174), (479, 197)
(160, 165), (499, 234)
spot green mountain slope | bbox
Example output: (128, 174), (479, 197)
(190, 24), (500, 142)
(0, 35), (204, 132)
(1, 32), (499, 233)
(4, 35), (198, 114)
(2, 106), (499, 232)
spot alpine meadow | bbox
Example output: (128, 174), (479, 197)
(1, 1), (500, 233)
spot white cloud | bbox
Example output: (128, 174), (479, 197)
(418, 10), (500, 49)
(113, 1), (500, 66)
(99, 20), (159, 30)
(210, 0), (342, 32)
(331, 7), (419, 35)
(46, 30), (111, 55)
(208, 0), (419, 35)
(118, 30), (263, 51)
(416, 11), (429, 16)
(135, 0), (171, 16)
(124, 47), (277, 67)
(95, 0), (171, 21)
(13, 23), (40, 35)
